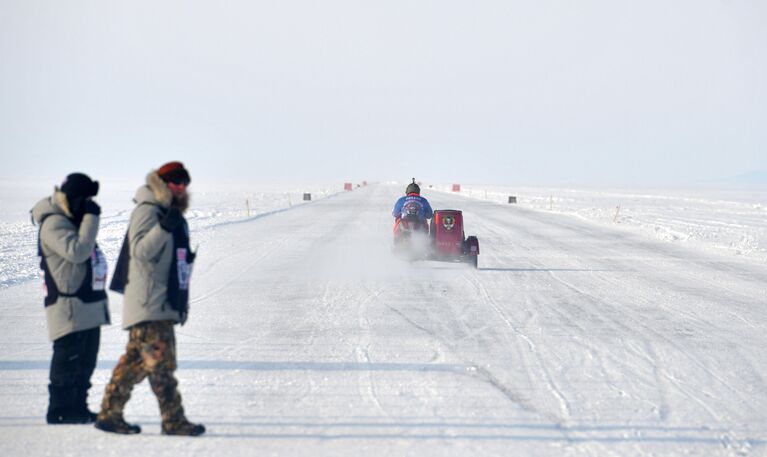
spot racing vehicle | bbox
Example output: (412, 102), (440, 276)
(393, 209), (480, 268)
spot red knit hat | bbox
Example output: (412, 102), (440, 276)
(158, 161), (191, 184)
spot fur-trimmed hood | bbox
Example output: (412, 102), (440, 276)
(134, 171), (173, 208)
(31, 188), (73, 224)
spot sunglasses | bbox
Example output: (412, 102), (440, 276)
(168, 178), (190, 186)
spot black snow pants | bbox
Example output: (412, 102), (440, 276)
(48, 327), (100, 421)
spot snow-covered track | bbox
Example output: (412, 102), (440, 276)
(1, 184), (765, 456)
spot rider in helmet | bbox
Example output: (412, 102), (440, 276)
(392, 179), (433, 237)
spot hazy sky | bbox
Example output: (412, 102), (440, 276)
(1, 0), (765, 188)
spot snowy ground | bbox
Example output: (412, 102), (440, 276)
(0, 182), (344, 288)
(1, 183), (766, 456)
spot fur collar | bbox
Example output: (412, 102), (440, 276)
(53, 188), (73, 218)
(146, 171), (173, 208)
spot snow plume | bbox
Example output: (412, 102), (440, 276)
(292, 212), (411, 284)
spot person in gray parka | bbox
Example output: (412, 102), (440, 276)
(96, 161), (204, 436)
(31, 173), (109, 424)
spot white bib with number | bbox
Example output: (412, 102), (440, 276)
(91, 246), (108, 291)
(176, 248), (193, 290)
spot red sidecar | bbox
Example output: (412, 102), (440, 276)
(429, 209), (480, 268)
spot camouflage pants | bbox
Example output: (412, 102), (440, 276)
(98, 320), (185, 424)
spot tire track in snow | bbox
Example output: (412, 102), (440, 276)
(381, 292), (546, 420)
(540, 263), (753, 424)
(467, 195), (766, 423)
(461, 271), (572, 424)
(353, 286), (389, 417)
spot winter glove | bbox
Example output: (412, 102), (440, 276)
(83, 200), (101, 216)
(159, 207), (182, 232)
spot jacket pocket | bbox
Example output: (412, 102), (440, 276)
(126, 261), (151, 306)
(143, 276), (156, 307)
(72, 300), (108, 329)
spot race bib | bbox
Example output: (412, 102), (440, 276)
(39, 268), (48, 297)
(176, 248), (193, 290)
(91, 246), (108, 291)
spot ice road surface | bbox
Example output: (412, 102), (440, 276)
(1, 183), (766, 456)
(432, 184), (767, 264)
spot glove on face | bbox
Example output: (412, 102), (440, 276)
(159, 207), (182, 232)
(83, 200), (101, 216)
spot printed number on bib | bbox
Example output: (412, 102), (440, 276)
(176, 248), (193, 290)
(39, 268), (48, 297)
(91, 246), (108, 291)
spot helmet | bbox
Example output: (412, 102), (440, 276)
(406, 178), (420, 195)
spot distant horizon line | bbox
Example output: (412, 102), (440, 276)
(1, 174), (765, 191)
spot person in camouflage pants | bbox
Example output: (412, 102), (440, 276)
(95, 163), (203, 436)
(98, 321), (197, 434)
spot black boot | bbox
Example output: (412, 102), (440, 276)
(74, 386), (97, 423)
(47, 411), (93, 424)
(48, 333), (83, 424)
(94, 415), (142, 434)
(47, 385), (85, 424)
(162, 419), (205, 436)
(75, 328), (100, 424)
(71, 408), (97, 424)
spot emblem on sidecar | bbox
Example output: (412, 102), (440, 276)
(442, 215), (455, 231)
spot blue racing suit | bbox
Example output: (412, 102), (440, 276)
(392, 193), (433, 229)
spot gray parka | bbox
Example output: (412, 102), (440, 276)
(122, 172), (186, 329)
(31, 190), (110, 342)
